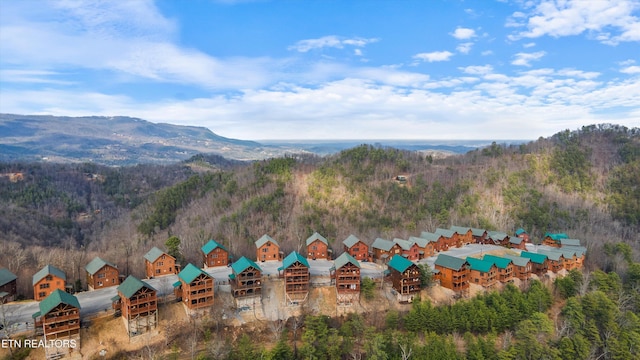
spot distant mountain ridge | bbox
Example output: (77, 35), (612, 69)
(0, 114), (293, 165)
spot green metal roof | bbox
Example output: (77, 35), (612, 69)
(408, 236), (428, 247)
(434, 254), (467, 270)
(482, 254), (513, 269)
(450, 226), (472, 234)
(471, 228), (487, 237)
(255, 234), (279, 248)
(201, 239), (227, 255)
(544, 232), (569, 240)
(503, 254), (531, 267)
(282, 251), (309, 270)
(487, 231), (509, 241)
(435, 228), (456, 238)
(559, 239), (582, 247)
(342, 235), (362, 248)
(537, 249), (563, 261)
(393, 238), (414, 251)
(520, 251), (548, 264)
(388, 254), (415, 273)
(510, 237), (524, 245)
(32, 265), (66, 286)
(371, 237), (395, 251)
(143, 246), (167, 263)
(560, 245), (587, 256)
(515, 228), (527, 236)
(36, 289), (80, 318)
(172, 281), (181, 288)
(110, 294), (120, 302)
(306, 232), (329, 246)
(85, 257), (117, 275)
(466, 257), (495, 273)
(333, 252), (361, 270)
(178, 263), (211, 284)
(0, 268), (17, 287)
(117, 275), (156, 299)
(231, 256), (262, 274)
(419, 232), (441, 242)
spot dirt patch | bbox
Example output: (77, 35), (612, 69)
(308, 286), (337, 317)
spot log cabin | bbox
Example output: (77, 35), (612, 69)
(466, 257), (498, 288)
(393, 238), (421, 261)
(174, 263), (214, 314)
(434, 254), (470, 295)
(230, 256), (262, 307)
(371, 238), (402, 263)
(32, 290), (81, 359)
(202, 239), (230, 268)
(408, 236), (435, 258)
(388, 255), (421, 302)
(255, 234), (284, 262)
(520, 251), (549, 275)
(342, 234), (370, 262)
(503, 254), (532, 282)
(279, 251), (310, 305)
(306, 232), (331, 260)
(482, 254), (514, 283)
(85, 257), (120, 290)
(330, 252), (361, 304)
(449, 226), (474, 246)
(0, 268), (17, 303)
(113, 275), (158, 337)
(144, 247), (178, 278)
(33, 265), (66, 301)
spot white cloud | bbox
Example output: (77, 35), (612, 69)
(512, 51), (546, 67)
(456, 42), (474, 54)
(451, 27), (476, 39)
(621, 65), (640, 74)
(523, 42), (536, 48)
(413, 51), (454, 63)
(481, 50), (494, 56)
(460, 65), (494, 75)
(508, 0), (640, 45)
(288, 36), (378, 52)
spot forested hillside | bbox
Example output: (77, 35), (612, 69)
(1, 124), (638, 295)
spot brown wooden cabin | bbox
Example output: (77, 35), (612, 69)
(471, 228), (488, 243)
(483, 255), (514, 283)
(466, 257), (498, 289)
(174, 263), (214, 313)
(230, 256), (262, 299)
(514, 228), (530, 243)
(450, 226), (475, 246)
(113, 275), (158, 336)
(508, 236), (527, 250)
(32, 290), (81, 358)
(393, 238), (422, 261)
(408, 236), (435, 259)
(85, 257), (120, 290)
(255, 234), (284, 262)
(434, 254), (470, 294)
(33, 265), (66, 301)
(306, 232), (331, 260)
(537, 250), (565, 273)
(542, 233), (569, 248)
(279, 251), (310, 305)
(330, 253), (361, 304)
(487, 231), (511, 247)
(388, 255), (421, 302)
(144, 247), (178, 278)
(520, 251), (549, 275)
(202, 239), (230, 268)
(503, 255), (532, 282)
(435, 228), (460, 248)
(371, 238), (402, 263)
(0, 268), (17, 303)
(342, 235), (370, 262)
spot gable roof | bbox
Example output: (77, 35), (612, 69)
(435, 228), (456, 238)
(419, 232), (441, 242)
(117, 275), (156, 299)
(85, 257), (117, 275)
(333, 252), (360, 270)
(371, 238), (396, 251)
(471, 228), (487, 237)
(282, 251), (310, 270)
(515, 228), (527, 236)
(255, 234), (279, 248)
(388, 254), (415, 273)
(482, 254), (513, 269)
(450, 226), (472, 234)
(509, 237), (524, 245)
(32, 265), (66, 286)
(560, 245), (587, 257)
(144, 246), (170, 263)
(201, 239), (227, 255)
(559, 239), (582, 247)
(178, 263), (211, 284)
(434, 254), (467, 271)
(503, 254), (531, 267)
(466, 257), (495, 273)
(232, 256), (262, 274)
(487, 231), (509, 241)
(36, 289), (80, 317)
(343, 235), (363, 249)
(306, 232), (329, 246)
(537, 249), (563, 261)
(0, 268), (17, 287)
(544, 232), (569, 241)
(520, 251), (548, 264)
(408, 236), (429, 248)
(393, 238), (415, 251)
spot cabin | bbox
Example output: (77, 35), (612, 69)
(85, 257), (120, 290)
(306, 232), (331, 260)
(503, 255), (532, 282)
(561, 246), (587, 268)
(230, 257), (262, 308)
(279, 251), (310, 305)
(33, 265), (66, 301)
(554, 248), (579, 271)
(371, 238), (402, 263)
(435, 228), (460, 248)
(0, 268), (17, 303)
(520, 251), (549, 275)
(388, 255), (421, 302)
(514, 228), (530, 243)
(419, 232), (442, 253)
(32, 290), (81, 359)
(449, 226), (474, 246)
(255, 234), (284, 262)
(542, 233), (569, 247)
(482, 255), (514, 283)
(471, 228), (488, 243)
(173, 263), (214, 314)
(408, 236), (434, 258)
(466, 257), (498, 288)
(342, 235), (370, 261)
(537, 249), (565, 273)
(393, 238), (421, 261)
(330, 253), (361, 305)
(202, 239), (230, 268)
(144, 247), (178, 278)
(508, 236), (527, 250)
(113, 275), (158, 337)
(434, 254), (470, 295)
(487, 231), (511, 247)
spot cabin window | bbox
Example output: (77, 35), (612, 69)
(312, 246), (317, 251)
(158, 262), (164, 266)
(262, 248), (268, 252)
(353, 247), (359, 252)
(98, 273), (106, 279)
(40, 283), (50, 289)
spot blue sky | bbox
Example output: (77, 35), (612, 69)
(1, 0), (639, 140)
